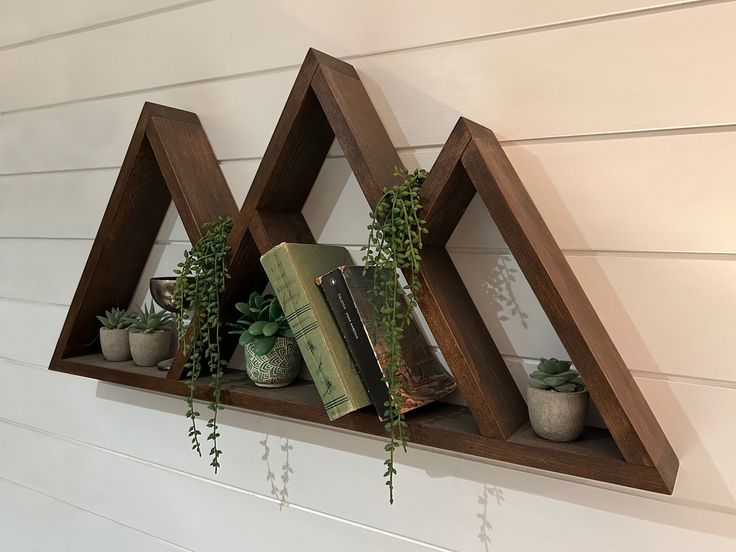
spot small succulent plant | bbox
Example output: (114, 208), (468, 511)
(129, 302), (173, 334)
(97, 307), (137, 330)
(529, 358), (585, 393)
(229, 292), (294, 356)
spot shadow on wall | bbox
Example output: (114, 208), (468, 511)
(477, 483), (505, 551)
(96, 373), (735, 544)
(90, 95), (733, 542)
(261, 434), (293, 510)
(499, 145), (736, 514)
(482, 254), (530, 331)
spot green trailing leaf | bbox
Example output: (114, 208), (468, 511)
(363, 166), (428, 504)
(174, 216), (232, 473)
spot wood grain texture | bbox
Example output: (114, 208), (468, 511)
(51, 354), (671, 493)
(48, 50), (678, 495)
(417, 246), (528, 438)
(447, 118), (677, 485)
(50, 102), (239, 378)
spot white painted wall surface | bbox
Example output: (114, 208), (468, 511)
(0, 1), (734, 550)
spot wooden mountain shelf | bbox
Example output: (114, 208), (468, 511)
(50, 49), (678, 494)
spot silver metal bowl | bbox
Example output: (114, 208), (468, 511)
(149, 276), (192, 313)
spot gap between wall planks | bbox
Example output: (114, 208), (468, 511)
(49, 48), (678, 494)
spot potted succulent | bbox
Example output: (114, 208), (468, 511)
(128, 302), (174, 367)
(97, 307), (137, 361)
(527, 358), (588, 442)
(229, 292), (300, 388)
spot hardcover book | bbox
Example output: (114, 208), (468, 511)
(260, 243), (370, 420)
(317, 265), (457, 420)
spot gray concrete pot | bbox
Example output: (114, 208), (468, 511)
(100, 328), (132, 362)
(244, 336), (301, 388)
(129, 330), (171, 367)
(527, 384), (589, 442)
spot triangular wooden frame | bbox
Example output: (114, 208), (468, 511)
(416, 117), (678, 484)
(50, 50), (678, 494)
(51, 102), (240, 380)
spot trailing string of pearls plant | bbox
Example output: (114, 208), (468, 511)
(174, 216), (233, 473)
(363, 167), (429, 504)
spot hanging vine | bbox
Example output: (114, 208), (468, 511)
(174, 216), (232, 473)
(363, 167), (428, 503)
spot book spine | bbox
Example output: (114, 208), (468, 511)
(319, 268), (389, 420)
(261, 245), (366, 420)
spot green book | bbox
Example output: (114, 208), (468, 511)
(260, 243), (370, 420)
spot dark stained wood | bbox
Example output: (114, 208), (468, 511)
(420, 120), (475, 245)
(311, 61), (402, 206)
(49, 49), (678, 495)
(250, 210), (315, 252)
(147, 115), (236, 240)
(53, 354), (674, 493)
(417, 246), (527, 438)
(50, 102), (239, 377)
(458, 117), (676, 475)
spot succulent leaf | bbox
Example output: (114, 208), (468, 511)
(230, 293), (296, 356)
(254, 335), (277, 355)
(530, 358), (583, 393)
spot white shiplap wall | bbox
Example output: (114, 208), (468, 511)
(1, 1), (734, 550)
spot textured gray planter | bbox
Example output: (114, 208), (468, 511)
(244, 336), (301, 388)
(527, 384), (589, 442)
(129, 330), (171, 367)
(100, 328), (132, 362)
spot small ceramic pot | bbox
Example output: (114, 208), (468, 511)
(244, 336), (301, 388)
(129, 330), (171, 367)
(527, 384), (589, 442)
(100, 328), (132, 362)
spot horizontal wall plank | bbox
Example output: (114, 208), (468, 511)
(567, 255), (736, 384)
(0, 0), (701, 112)
(0, 0), (191, 49)
(453, 252), (736, 383)
(452, 131), (736, 254)
(0, 418), (438, 552)
(4, 130), (735, 255)
(0, 299), (66, 367)
(0, 169), (116, 238)
(0, 70), (295, 174)
(0, 359), (734, 543)
(0, 479), (187, 551)
(2, 232), (732, 384)
(4, 3), (736, 174)
(0, 239), (90, 305)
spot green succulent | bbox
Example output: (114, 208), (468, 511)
(129, 302), (173, 334)
(529, 358), (585, 393)
(229, 292), (294, 356)
(96, 307), (137, 330)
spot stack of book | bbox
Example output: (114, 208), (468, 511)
(261, 242), (456, 421)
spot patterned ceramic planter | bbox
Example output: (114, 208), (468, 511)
(244, 336), (301, 388)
